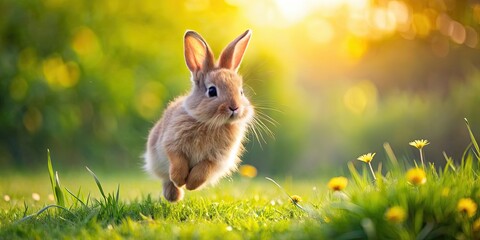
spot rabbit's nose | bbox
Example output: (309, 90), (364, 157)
(229, 106), (239, 112)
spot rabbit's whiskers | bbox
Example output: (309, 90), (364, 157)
(248, 109), (276, 148)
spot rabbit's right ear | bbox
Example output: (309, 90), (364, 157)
(218, 30), (252, 72)
(184, 30), (214, 73)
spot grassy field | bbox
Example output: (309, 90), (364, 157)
(1, 121), (480, 239)
(0, 169), (323, 239)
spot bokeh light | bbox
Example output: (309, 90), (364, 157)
(1, 0), (479, 175)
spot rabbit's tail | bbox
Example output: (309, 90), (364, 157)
(163, 180), (184, 202)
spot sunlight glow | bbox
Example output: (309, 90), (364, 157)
(232, 0), (477, 55)
(72, 26), (103, 66)
(135, 81), (166, 120)
(348, 12), (370, 37)
(72, 27), (100, 56)
(388, 1), (410, 25)
(372, 8), (397, 33)
(275, 0), (311, 24)
(342, 37), (368, 60)
(42, 56), (80, 89)
(236, 0), (370, 26)
(236, 0), (476, 51)
(307, 19), (335, 44)
(412, 13), (432, 37)
(343, 81), (377, 115)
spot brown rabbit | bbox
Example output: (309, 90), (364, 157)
(144, 30), (254, 202)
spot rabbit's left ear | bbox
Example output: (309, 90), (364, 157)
(184, 30), (215, 73)
(218, 30), (252, 72)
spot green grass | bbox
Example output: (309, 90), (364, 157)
(0, 172), (316, 239)
(1, 119), (480, 239)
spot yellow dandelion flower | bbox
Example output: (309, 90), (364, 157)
(328, 177), (348, 191)
(357, 153), (377, 180)
(3, 195), (11, 202)
(409, 139), (430, 167)
(32, 193), (40, 201)
(357, 153), (376, 163)
(385, 206), (407, 223)
(406, 168), (427, 186)
(239, 164), (257, 178)
(409, 139), (429, 149)
(290, 195), (302, 204)
(473, 218), (480, 233)
(457, 198), (477, 218)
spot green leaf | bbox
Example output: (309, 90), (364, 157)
(54, 171), (65, 207)
(47, 149), (56, 202)
(329, 202), (364, 215)
(54, 186), (65, 207)
(383, 142), (399, 169)
(15, 204), (73, 224)
(115, 184), (120, 205)
(86, 166), (106, 200)
(442, 151), (456, 173)
(65, 187), (86, 207)
(47, 150), (66, 207)
(465, 118), (480, 160)
(348, 161), (366, 188)
(463, 152), (474, 172)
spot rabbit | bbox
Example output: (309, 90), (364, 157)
(144, 29), (254, 202)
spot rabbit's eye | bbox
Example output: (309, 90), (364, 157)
(207, 86), (217, 97)
(240, 89), (244, 96)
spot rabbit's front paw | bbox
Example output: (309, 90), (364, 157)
(169, 165), (188, 188)
(186, 160), (215, 190)
(185, 172), (207, 190)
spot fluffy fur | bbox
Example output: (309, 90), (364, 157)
(144, 30), (253, 202)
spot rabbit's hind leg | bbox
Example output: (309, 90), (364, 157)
(163, 180), (184, 202)
(167, 151), (189, 188)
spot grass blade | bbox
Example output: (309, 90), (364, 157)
(47, 149), (57, 202)
(116, 184), (120, 204)
(22, 201), (28, 218)
(265, 177), (305, 211)
(15, 205), (73, 224)
(465, 118), (480, 159)
(86, 192), (91, 206)
(442, 151), (456, 173)
(55, 171), (66, 207)
(65, 187), (86, 207)
(348, 162), (367, 188)
(47, 149), (66, 207)
(383, 142), (399, 169)
(86, 166), (106, 200)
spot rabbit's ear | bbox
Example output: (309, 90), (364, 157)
(218, 30), (252, 72)
(184, 30), (215, 73)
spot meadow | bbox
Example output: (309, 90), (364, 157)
(2, 1), (480, 239)
(1, 120), (479, 239)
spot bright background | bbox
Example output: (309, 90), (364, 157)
(1, 0), (480, 176)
